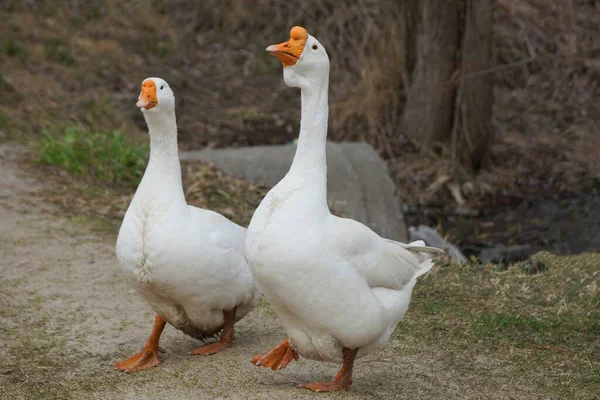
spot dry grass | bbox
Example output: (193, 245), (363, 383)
(399, 251), (600, 398)
(36, 158), (269, 229)
(1, 0), (599, 214)
(0, 0), (405, 149)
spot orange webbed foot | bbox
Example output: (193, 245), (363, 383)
(191, 339), (233, 356)
(114, 347), (162, 372)
(298, 380), (350, 392)
(251, 339), (298, 370)
(191, 309), (236, 356)
(115, 315), (166, 373)
(298, 347), (357, 392)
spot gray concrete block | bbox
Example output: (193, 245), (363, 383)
(180, 141), (408, 241)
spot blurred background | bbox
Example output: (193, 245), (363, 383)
(1, 0), (599, 257)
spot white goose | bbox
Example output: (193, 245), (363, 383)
(246, 27), (442, 392)
(114, 77), (259, 372)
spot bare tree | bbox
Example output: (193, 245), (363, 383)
(401, 0), (494, 173)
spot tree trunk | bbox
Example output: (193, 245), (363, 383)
(402, 0), (460, 146)
(454, 0), (494, 172)
(402, 0), (494, 173)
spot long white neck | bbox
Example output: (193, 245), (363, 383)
(136, 109), (185, 205)
(288, 77), (329, 203)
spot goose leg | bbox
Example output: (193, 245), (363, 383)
(251, 338), (299, 370)
(191, 308), (236, 356)
(299, 347), (358, 392)
(115, 315), (166, 372)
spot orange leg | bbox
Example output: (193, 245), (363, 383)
(250, 338), (298, 370)
(191, 309), (236, 356)
(115, 315), (166, 373)
(299, 347), (358, 392)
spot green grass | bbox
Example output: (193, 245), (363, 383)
(34, 123), (147, 187)
(0, 109), (7, 130)
(151, 41), (171, 59)
(395, 252), (600, 397)
(2, 37), (23, 56)
(469, 311), (547, 340)
(45, 39), (75, 66)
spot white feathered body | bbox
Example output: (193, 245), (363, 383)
(246, 173), (433, 363)
(117, 109), (259, 340)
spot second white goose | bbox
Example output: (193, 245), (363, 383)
(246, 27), (442, 392)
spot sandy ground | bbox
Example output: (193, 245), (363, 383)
(0, 143), (551, 400)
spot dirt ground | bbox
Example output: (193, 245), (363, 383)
(0, 142), (594, 400)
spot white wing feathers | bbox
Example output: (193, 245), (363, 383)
(331, 217), (442, 291)
(390, 239), (444, 278)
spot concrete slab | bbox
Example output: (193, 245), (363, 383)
(181, 142), (408, 241)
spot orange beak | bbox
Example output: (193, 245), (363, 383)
(266, 26), (308, 67)
(136, 79), (158, 109)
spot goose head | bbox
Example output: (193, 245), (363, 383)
(136, 77), (175, 113)
(266, 26), (330, 91)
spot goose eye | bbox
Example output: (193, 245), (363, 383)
(312, 45), (318, 50)
(160, 85), (164, 90)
